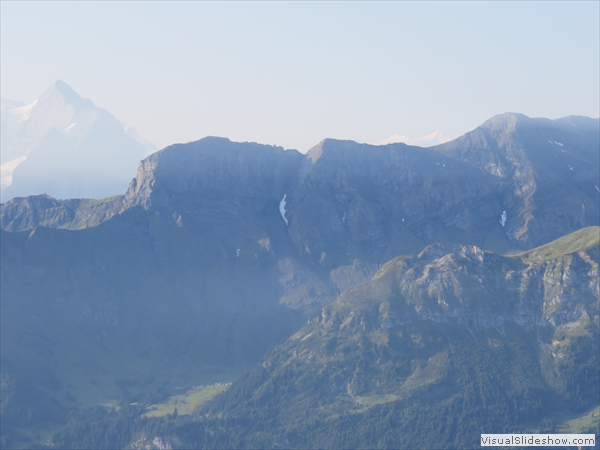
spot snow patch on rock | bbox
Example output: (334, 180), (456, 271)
(0, 156), (27, 189)
(499, 210), (507, 227)
(279, 194), (289, 225)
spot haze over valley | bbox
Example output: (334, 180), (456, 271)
(1, 2), (598, 449)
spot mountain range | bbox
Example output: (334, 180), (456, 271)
(0, 110), (598, 448)
(1, 81), (156, 201)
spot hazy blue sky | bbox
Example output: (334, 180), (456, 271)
(1, 1), (599, 151)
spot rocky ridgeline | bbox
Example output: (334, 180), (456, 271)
(315, 241), (599, 332)
(4, 114), (598, 264)
(99, 112), (600, 255)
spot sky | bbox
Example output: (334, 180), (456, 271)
(1, 1), (599, 152)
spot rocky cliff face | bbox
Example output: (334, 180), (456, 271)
(323, 237), (599, 332)
(124, 137), (302, 209)
(434, 113), (599, 248)
(286, 139), (508, 269)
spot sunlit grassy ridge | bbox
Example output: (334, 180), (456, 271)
(514, 226), (599, 263)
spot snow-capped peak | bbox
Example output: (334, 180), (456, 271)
(377, 130), (451, 147)
(10, 100), (38, 122)
(37, 80), (94, 110)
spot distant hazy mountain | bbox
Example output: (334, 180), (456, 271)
(377, 129), (451, 146)
(0, 97), (27, 189)
(0, 81), (156, 201)
(124, 125), (158, 155)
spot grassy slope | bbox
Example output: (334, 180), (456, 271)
(143, 383), (230, 417)
(555, 405), (600, 434)
(514, 226), (599, 263)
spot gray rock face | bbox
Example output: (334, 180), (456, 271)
(116, 114), (598, 270)
(434, 113), (599, 248)
(332, 241), (599, 332)
(285, 139), (509, 269)
(125, 137), (302, 214)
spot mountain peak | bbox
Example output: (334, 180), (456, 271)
(1, 81), (154, 200)
(53, 79), (78, 97)
(480, 112), (530, 131)
(38, 80), (93, 109)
